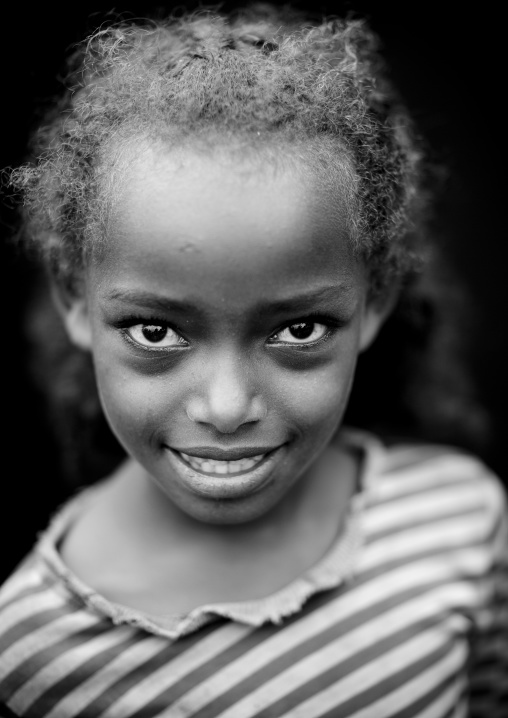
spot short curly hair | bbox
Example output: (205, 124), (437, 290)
(7, 5), (489, 486)
(10, 3), (426, 298)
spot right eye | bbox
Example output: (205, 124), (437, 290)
(126, 324), (187, 349)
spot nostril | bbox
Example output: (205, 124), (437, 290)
(250, 395), (268, 421)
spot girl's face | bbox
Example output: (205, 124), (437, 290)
(65, 146), (387, 524)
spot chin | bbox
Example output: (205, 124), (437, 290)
(173, 491), (284, 526)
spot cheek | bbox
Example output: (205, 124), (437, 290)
(93, 358), (170, 448)
(272, 351), (358, 433)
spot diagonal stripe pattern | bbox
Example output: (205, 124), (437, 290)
(0, 439), (506, 717)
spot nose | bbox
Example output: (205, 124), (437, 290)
(186, 351), (267, 434)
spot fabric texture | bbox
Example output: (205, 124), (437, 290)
(0, 430), (507, 717)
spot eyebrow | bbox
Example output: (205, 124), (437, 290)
(106, 289), (202, 315)
(105, 284), (357, 315)
(254, 285), (357, 315)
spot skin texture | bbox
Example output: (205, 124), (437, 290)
(63, 146), (387, 529)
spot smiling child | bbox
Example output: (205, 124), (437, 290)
(0, 6), (507, 717)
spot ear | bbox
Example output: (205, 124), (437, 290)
(51, 283), (93, 351)
(358, 288), (398, 352)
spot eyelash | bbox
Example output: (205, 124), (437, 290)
(116, 314), (342, 352)
(268, 315), (341, 348)
(117, 316), (189, 352)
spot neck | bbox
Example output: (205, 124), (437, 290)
(105, 438), (360, 554)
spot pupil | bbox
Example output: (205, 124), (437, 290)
(290, 323), (314, 339)
(142, 325), (167, 343)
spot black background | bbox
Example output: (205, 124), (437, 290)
(1, 1), (506, 578)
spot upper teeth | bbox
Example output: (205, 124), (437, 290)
(179, 453), (266, 475)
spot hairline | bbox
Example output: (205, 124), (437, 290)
(88, 125), (361, 268)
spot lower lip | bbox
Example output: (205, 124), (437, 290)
(165, 447), (285, 499)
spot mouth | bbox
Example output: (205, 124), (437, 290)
(178, 451), (269, 477)
(165, 445), (285, 499)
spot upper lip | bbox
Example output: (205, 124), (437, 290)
(170, 446), (281, 461)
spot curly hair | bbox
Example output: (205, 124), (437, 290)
(10, 3), (425, 297)
(7, 4), (488, 485)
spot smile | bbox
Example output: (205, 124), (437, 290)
(165, 445), (285, 499)
(178, 452), (267, 476)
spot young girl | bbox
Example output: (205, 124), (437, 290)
(1, 5), (506, 717)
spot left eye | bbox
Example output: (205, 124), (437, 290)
(126, 324), (186, 348)
(270, 322), (328, 345)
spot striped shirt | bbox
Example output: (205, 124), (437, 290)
(1, 432), (507, 717)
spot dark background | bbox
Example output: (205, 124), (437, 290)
(1, 1), (505, 579)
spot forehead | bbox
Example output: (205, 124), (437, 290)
(118, 148), (316, 243)
(92, 145), (367, 306)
